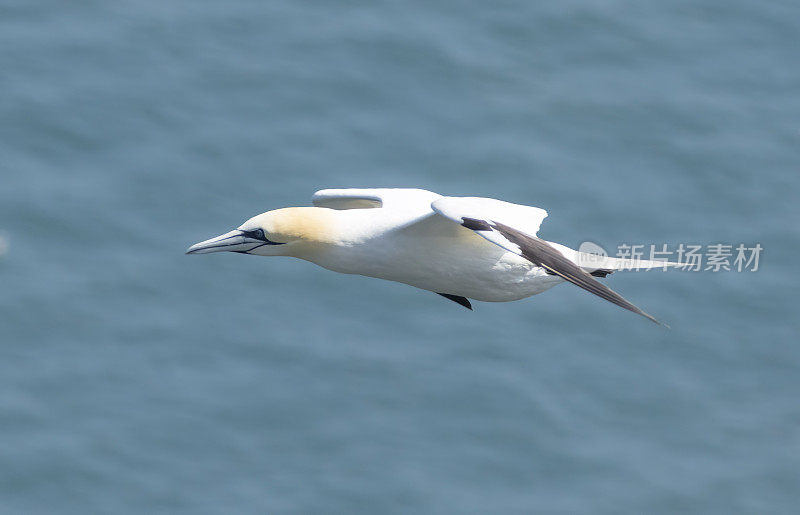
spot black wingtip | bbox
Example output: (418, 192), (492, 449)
(487, 221), (667, 327)
(436, 293), (473, 310)
(461, 217), (493, 231)
(650, 315), (670, 328)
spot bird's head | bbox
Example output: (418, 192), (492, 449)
(185, 207), (336, 257)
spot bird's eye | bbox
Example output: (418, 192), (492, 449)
(244, 229), (266, 241)
(241, 228), (286, 245)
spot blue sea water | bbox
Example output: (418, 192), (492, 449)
(1, 0), (799, 513)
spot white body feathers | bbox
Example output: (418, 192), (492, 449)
(304, 188), (670, 302)
(188, 188), (678, 322)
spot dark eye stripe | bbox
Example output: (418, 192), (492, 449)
(242, 229), (286, 245)
(242, 229), (265, 240)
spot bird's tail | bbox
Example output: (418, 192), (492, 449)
(545, 241), (686, 274)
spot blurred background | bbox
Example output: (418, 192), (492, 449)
(1, 0), (798, 513)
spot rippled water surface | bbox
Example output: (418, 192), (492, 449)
(2, 0), (799, 513)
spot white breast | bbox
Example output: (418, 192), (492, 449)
(306, 209), (563, 302)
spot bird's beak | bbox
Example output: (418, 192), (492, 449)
(186, 230), (259, 255)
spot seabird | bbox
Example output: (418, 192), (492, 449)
(187, 188), (680, 324)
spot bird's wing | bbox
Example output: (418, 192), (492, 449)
(431, 197), (663, 325)
(312, 188), (441, 210)
(432, 196), (549, 237)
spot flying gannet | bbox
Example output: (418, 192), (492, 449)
(187, 188), (679, 324)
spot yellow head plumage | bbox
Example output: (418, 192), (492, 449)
(238, 207), (338, 253)
(186, 207), (341, 258)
